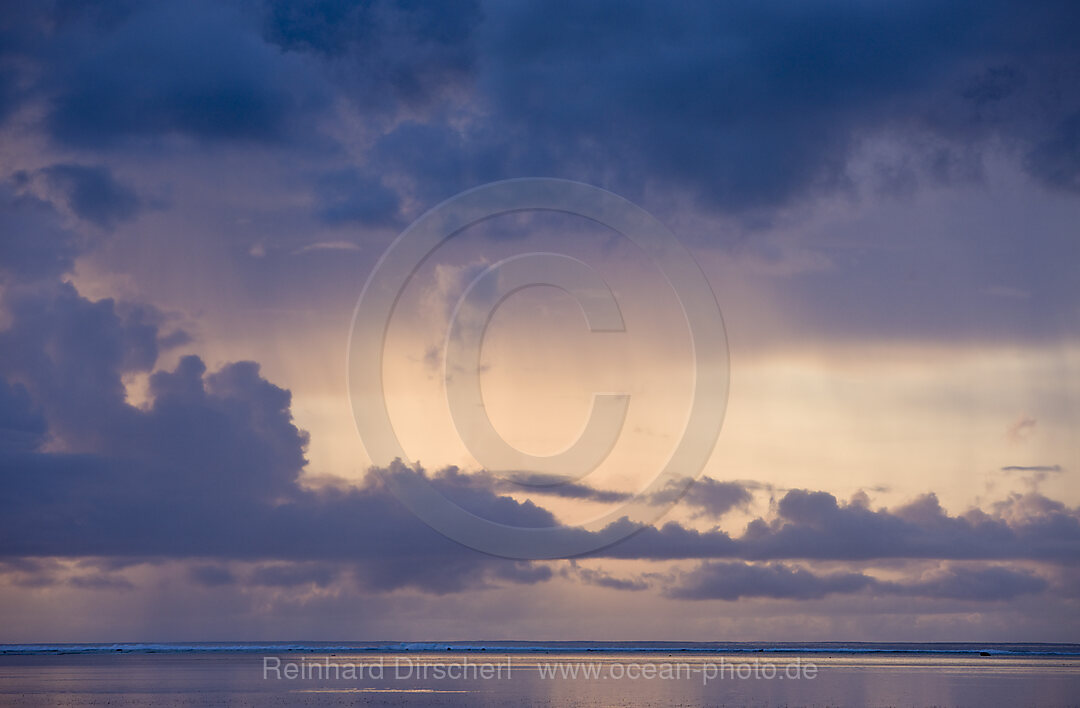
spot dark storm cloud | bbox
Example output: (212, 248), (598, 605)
(0, 0), (476, 148)
(29, 2), (329, 146)
(38, 164), (141, 228)
(358, 0), (1080, 209)
(0, 168), (149, 286)
(261, 0), (480, 111)
(0, 3), (41, 122)
(668, 562), (1047, 601)
(0, 378), (46, 452)
(0, 184), (84, 282)
(0, 283), (159, 446)
(1, 0), (1075, 212)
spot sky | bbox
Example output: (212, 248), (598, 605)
(0, 0), (1079, 642)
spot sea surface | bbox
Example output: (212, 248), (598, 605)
(1, 642), (1078, 707)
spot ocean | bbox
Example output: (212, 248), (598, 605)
(1, 642), (1078, 707)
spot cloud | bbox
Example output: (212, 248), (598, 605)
(188, 564), (236, 587)
(67, 573), (135, 591)
(668, 562), (873, 601)
(0, 559), (64, 589)
(454, 471), (748, 511)
(3, 0), (1075, 216)
(0, 184), (85, 283)
(0, 272), (1075, 593)
(261, 0), (480, 112)
(1, 0), (477, 147)
(668, 562), (1047, 602)
(569, 564), (650, 592)
(0, 282), (161, 447)
(1001, 465), (1062, 473)
(0, 141), (1075, 607)
(0, 2), (1076, 645)
(38, 164), (141, 229)
(879, 565), (1048, 601)
(35, 2), (329, 147)
(489, 474), (632, 504)
(0, 378), (47, 452)
(999, 464), (1064, 493)
(651, 477), (752, 518)
(1006, 415), (1038, 442)
(249, 563), (341, 589)
(0, 273), (1075, 604)
(0, 66), (19, 123)
(354, 0), (1080, 211)
(0, 278), (558, 594)
(313, 169), (401, 227)
(596, 488), (1080, 563)
(290, 241), (364, 255)
(1025, 111), (1080, 192)
(0, 192), (554, 595)
(0, 167), (145, 286)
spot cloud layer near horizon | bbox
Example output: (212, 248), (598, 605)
(1, 250), (1076, 602)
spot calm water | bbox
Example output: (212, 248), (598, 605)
(1, 643), (1079, 707)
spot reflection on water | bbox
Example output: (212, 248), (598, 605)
(1, 651), (1079, 707)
